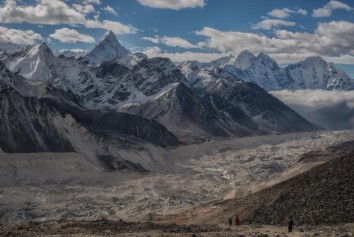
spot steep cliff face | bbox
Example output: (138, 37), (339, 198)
(84, 31), (131, 65)
(180, 66), (318, 133)
(0, 86), (74, 153)
(0, 76), (180, 154)
(123, 82), (257, 142)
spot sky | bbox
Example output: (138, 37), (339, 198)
(1, 0), (354, 75)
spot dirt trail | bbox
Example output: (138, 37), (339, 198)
(1, 220), (353, 237)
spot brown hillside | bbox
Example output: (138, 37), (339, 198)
(166, 152), (354, 226)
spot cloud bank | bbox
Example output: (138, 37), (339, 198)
(49, 28), (95, 43)
(195, 20), (354, 64)
(0, 26), (43, 45)
(0, 0), (136, 34)
(271, 90), (354, 109)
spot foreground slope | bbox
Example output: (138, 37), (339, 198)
(180, 152), (354, 225)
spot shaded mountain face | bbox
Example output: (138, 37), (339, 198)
(0, 64), (180, 154)
(0, 85), (74, 153)
(207, 81), (318, 132)
(124, 82), (257, 142)
(180, 66), (318, 133)
(304, 102), (354, 130)
(46, 99), (180, 148)
(84, 31), (131, 65)
(0, 86), (179, 153)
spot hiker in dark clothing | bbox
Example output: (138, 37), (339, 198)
(235, 215), (240, 226)
(228, 217), (232, 227)
(288, 217), (294, 232)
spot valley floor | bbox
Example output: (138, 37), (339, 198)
(1, 220), (353, 237)
(1, 130), (354, 234)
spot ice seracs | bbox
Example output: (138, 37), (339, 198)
(84, 30), (131, 65)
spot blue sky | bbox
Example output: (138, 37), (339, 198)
(1, 0), (354, 75)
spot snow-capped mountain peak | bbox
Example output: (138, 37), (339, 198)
(256, 52), (279, 69)
(4, 42), (55, 81)
(299, 56), (327, 67)
(84, 30), (131, 65)
(234, 50), (256, 69)
(26, 42), (52, 57)
(209, 55), (235, 67)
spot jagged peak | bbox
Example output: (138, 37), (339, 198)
(238, 50), (256, 59)
(256, 52), (279, 67)
(102, 30), (119, 43)
(25, 41), (53, 57)
(257, 51), (272, 60)
(210, 55), (235, 67)
(234, 50), (257, 69)
(301, 56), (327, 65)
(85, 31), (131, 65)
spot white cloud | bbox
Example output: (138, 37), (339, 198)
(142, 36), (160, 44)
(49, 28), (95, 43)
(195, 21), (354, 64)
(59, 48), (87, 53)
(271, 90), (354, 109)
(142, 36), (198, 49)
(83, 0), (101, 5)
(85, 19), (136, 34)
(142, 46), (225, 62)
(161, 36), (197, 48)
(252, 19), (296, 30)
(0, 26), (43, 45)
(312, 0), (352, 17)
(0, 0), (137, 34)
(72, 4), (95, 14)
(268, 8), (307, 18)
(103, 5), (118, 16)
(137, 0), (205, 10)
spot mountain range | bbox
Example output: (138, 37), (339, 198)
(181, 50), (354, 91)
(0, 31), (339, 170)
(1, 32), (319, 138)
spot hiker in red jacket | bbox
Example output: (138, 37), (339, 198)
(235, 215), (240, 226)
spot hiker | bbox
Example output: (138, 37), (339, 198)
(228, 217), (232, 227)
(235, 215), (240, 226)
(288, 217), (294, 233)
